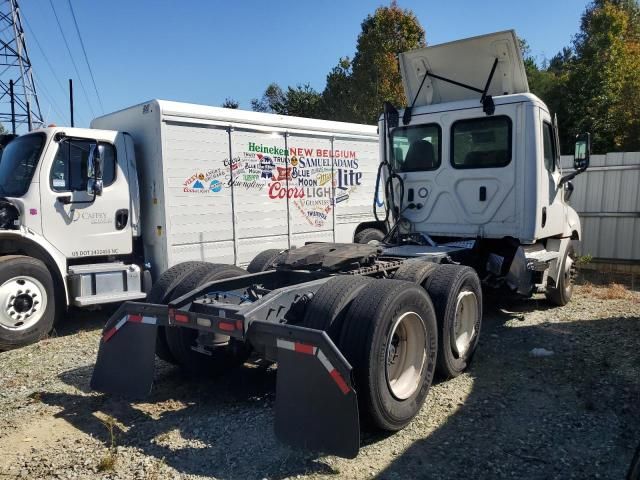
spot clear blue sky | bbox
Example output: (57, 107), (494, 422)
(20, 0), (589, 128)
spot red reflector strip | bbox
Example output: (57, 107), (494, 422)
(294, 342), (315, 355)
(102, 316), (128, 343)
(174, 313), (190, 323)
(128, 314), (143, 322)
(235, 320), (243, 331)
(219, 321), (235, 332)
(329, 369), (350, 395)
(317, 349), (351, 395)
(102, 327), (118, 343)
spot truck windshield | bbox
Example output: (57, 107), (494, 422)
(0, 133), (45, 197)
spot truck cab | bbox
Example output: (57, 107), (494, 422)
(378, 30), (588, 300)
(0, 127), (146, 349)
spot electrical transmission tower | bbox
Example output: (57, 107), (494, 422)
(0, 0), (43, 133)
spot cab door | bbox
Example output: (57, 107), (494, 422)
(538, 110), (564, 237)
(39, 133), (133, 259)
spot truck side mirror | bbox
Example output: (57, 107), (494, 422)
(87, 143), (104, 196)
(573, 132), (590, 172)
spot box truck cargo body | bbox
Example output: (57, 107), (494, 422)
(0, 100), (383, 349)
(91, 100), (381, 272)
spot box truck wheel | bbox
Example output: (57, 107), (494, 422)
(354, 228), (385, 244)
(546, 243), (576, 306)
(338, 279), (437, 431)
(427, 265), (482, 379)
(165, 263), (250, 376)
(246, 249), (283, 273)
(147, 261), (210, 363)
(393, 260), (438, 286)
(300, 275), (372, 341)
(0, 255), (55, 351)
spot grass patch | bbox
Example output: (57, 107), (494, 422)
(580, 282), (631, 300)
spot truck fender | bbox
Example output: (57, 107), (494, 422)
(546, 237), (573, 285)
(564, 207), (581, 240)
(0, 230), (69, 305)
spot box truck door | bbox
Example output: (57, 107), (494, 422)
(332, 136), (379, 242)
(230, 129), (289, 264)
(40, 135), (133, 259)
(286, 133), (334, 245)
(162, 122), (235, 265)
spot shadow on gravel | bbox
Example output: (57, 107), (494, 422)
(41, 359), (339, 479)
(48, 308), (110, 339)
(376, 301), (640, 480)
(40, 301), (640, 480)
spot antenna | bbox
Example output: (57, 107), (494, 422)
(0, 0), (44, 132)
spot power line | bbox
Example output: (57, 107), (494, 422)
(47, 0), (95, 118)
(22, 16), (68, 103)
(66, 0), (103, 113)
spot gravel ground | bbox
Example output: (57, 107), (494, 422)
(0, 284), (639, 480)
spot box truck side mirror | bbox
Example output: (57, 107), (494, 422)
(86, 143), (104, 196)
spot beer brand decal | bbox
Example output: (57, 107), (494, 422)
(181, 141), (363, 228)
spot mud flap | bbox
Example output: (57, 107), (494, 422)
(247, 321), (360, 458)
(90, 302), (167, 398)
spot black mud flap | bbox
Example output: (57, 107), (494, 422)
(248, 321), (360, 459)
(90, 302), (167, 399)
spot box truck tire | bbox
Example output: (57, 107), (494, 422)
(338, 279), (437, 431)
(354, 228), (385, 244)
(0, 255), (55, 351)
(165, 263), (250, 375)
(148, 261), (211, 363)
(427, 265), (482, 379)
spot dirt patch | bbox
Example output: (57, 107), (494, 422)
(0, 285), (639, 479)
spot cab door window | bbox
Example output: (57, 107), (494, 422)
(542, 122), (556, 172)
(51, 140), (116, 192)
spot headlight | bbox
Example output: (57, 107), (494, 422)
(0, 200), (19, 229)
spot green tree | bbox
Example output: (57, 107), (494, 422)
(251, 83), (322, 117)
(322, 2), (425, 124)
(565, 0), (640, 152)
(221, 98), (239, 109)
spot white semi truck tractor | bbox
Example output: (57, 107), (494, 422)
(90, 31), (590, 458)
(0, 103), (384, 349)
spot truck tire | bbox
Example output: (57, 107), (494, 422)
(246, 249), (283, 273)
(147, 261), (209, 363)
(338, 279), (437, 431)
(300, 275), (372, 341)
(546, 243), (576, 306)
(354, 228), (385, 244)
(393, 260), (439, 285)
(427, 264), (482, 379)
(0, 255), (56, 351)
(165, 263), (250, 376)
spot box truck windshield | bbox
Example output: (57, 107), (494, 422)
(0, 133), (45, 197)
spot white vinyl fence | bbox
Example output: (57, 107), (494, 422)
(560, 152), (640, 262)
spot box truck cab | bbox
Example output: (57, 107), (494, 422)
(0, 103), (384, 349)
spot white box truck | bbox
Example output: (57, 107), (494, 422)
(0, 101), (384, 349)
(90, 31), (590, 459)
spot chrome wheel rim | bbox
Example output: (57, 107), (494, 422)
(385, 311), (427, 400)
(451, 290), (478, 357)
(0, 276), (47, 331)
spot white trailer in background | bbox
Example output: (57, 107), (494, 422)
(0, 101), (383, 349)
